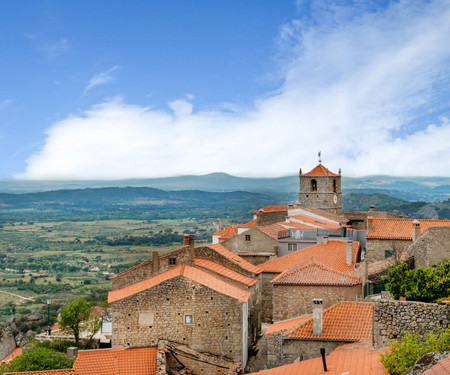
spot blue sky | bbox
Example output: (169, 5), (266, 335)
(1, 0), (449, 179)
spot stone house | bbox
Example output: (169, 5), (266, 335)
(365, 218), (450, 262)
(109, 264), (251, 367)
(258, 239), (360, 323)
(345, 204), (407, 230)
(108, 236), (262, 369)
(263, 301), (374, 368)
(407, 226), (450, 268)
(270, 259), (362, 321)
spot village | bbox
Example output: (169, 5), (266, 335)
(1, 160), (449, 374)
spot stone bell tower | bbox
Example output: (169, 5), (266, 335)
(298, 152), (342, 215)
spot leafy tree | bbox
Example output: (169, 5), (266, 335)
(0, 347), (73, 374)
(59, 298), (93, 346)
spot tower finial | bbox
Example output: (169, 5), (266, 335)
(318, 151), (322, 164)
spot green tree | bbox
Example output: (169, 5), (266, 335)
(59, 298), (93, 346)
(0, 347), (73, 374)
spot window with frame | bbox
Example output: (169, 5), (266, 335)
(288, 243), (297, 251)
(184, 315), (193, 324)
(169, 258), (176, 265)
(245, 235), (251, 242)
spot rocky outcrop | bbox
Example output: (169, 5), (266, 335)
(403, 351), (450, 375)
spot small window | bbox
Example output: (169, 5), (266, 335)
(384, 250), (393, 259)
(288, 243), (297, 251)
(184, 315), (193, 324)
(333, 179), (337, 193)
(169, 258), (176, 265)
(311, 179), (317, 191)
(245, 235), (251, 242)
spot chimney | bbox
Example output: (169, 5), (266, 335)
(67, 347), (78, 361)
(313, 299), (323, 336)
(322, 236), (328, 244)
(360, 261), (368, 282)
(346, 240), (353, 266)
(216, 218), (221, 232)
(366, 217), (373, 231)
(412, 220), (420, 241)
(369, 205), (375, 212)
(188, 234), (195, 249)
(152, 251), (159, 275)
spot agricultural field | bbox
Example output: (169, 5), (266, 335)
(0, 217), (220, 323)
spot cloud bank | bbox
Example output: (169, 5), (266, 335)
(20, 0), (450, 179)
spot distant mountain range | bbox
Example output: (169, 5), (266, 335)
(1, 173), (449, 202)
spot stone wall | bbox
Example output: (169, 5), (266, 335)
(260, 272), (279, 323)
(373, 300), (450, 348)
(112, 276), (245, 363)
(299, 173), (342, 215)
(240, 254), (273, 266)
(264, 333), (345, 367)
(410, 227), (450, 268)
(272, 284), (362, 321)
(365, 239), (411, 263)
(112, 245), (257, 290)
(256, 211), (288, 226)
(221, 229), (277, 257)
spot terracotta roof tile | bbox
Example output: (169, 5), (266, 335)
(285, 301), (374, 341)
(265, 316), (309, 335)
(1, 347), (22, 364)
(422, 356), (450, 375)
(193, 258), (257, 287)
(247, 342), (386, 375)
(108, 265), (251, 304)
(278, 221), (317, 230)
(367, 218), (450, 240)
(206, 243), (262, 274)
(240, 219), (258, 228)
(4, 371), (74, 375)
(299, 207), (348, 224)
(74, 347), (157, 375)
(270, 259), (360, 286)
(257, 224), (289, 240)
(252, 205), (288, 215)
(303, 164), (338, 177)
(289, 214), (340, 230)
(212, 224), (240, 239)
(260, 240), (359, 274)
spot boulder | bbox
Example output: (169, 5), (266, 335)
(403, 351), (450, 375)
(27, 312), (43, 322)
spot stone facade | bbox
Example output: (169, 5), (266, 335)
(260, 272), (278, 323)
(255, 211), (288, 227)
(373, 300), (450, 348)
(221, 228), (277, 264)
(409, 227), (450, 268)
(272, 284), (362, 321)
(365, 238), (411, 263)
(112, 276), (246, 364)
(298, 165), (342, 215)
(264, 333), (346, 367)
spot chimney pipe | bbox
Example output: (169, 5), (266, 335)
(67, 347), (78, 361)
(346, 240), (353, 266)
(322, 236), (328, 244)
(369, 205), (375, 212)
(183, 235), (190, 247)
(216, 218), (221, 232)
(152, 251), (159, 275)
(313, 299), (323, 336)
(320, 348), (327, 371)
(188, 234), (195, 249)
(412, 220), (420, 241)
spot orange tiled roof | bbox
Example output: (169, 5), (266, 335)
(193, 258), (257, 287)
(258, 224), (289, 240)
(270, 259), (360, 286)
(289, 214), (340, 230)
(206, 243), (262, 274)
(367, 218), (450, 240)
(212, 223), (240, 239)
(300, 207), (348, 224)
(74, 347), (157, 375)
(260, 240), (359, 274)
(303, 164), (338, 177)
(247, 341), (386, 375)
(279, 221), (317, 230)
(4, 371), (74, 375)
(422, 356), (450, 375)
(108, 265), (251, 304)
(285, 301), (374, 341)
(1, 347), (22, 364)
(240, 219), (258, 228)
(265, 316), (309, 335)
(252, 205), (288, 215)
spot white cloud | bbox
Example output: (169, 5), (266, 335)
(19, 0), (450, 179)
(84, 66), (120, 94)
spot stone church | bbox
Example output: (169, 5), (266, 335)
(298, 155), (342, 215)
